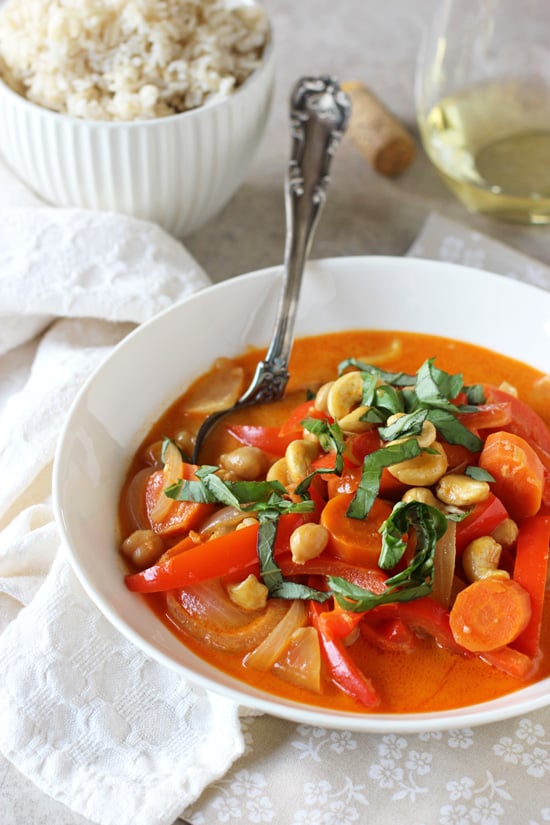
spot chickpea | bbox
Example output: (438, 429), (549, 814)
(219, 446), (268, 480)
(290, 523), (329, 564)
(121, 529), (164, 569)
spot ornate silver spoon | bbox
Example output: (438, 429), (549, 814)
(192, 75), (350, 463)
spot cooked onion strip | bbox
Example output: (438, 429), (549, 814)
(149, 440), (182, 523)
(245, 599), (308, 671)
(166, 579), (288, 652)
(358, 338), (402, 365)
(181, 360), (245, 414)
(432, 519), (457, 608)
(198, 505), (249, 539)
(272, 626), (322, 693)
(123, 468), (154, 531)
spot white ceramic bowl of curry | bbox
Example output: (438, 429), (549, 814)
(53, 256), (550, 733)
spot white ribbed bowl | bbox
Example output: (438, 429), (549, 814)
(0, 35), (275, 237)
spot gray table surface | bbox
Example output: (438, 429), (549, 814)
(2, 0), (550, 823)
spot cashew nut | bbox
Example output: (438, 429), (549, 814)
(285, 438), (319, 483)
(327, 371), (365, 421)
(387, 441), (448, 486)
(462, 535), (510, 582)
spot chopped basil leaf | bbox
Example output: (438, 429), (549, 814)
(425, 408), (483, 452)
(464, 383), (486, 405)
(465, 465), (495, 482)
(346, 439), (422, 520)
(303, 417), (345, 466)
(372, 384), (405, 417)
(378, 409), (428, 442)
(360, 372), (379, 406)
(166, 468), (314, 517)
(329, 501), (448, 612)
(414, 358), (463, 411)
(165, 478), (214, 503)
(293, 418), (347, 497)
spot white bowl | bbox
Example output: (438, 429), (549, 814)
(53, 256), (550, 733)
(0, 29), (275, 237)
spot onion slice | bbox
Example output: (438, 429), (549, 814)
(166, 579), (288, 653)
(432, 519), (457, 608)
(149, 440), (182, 523)
(245, 599), (308, 671)
(273, 626), (322, 693)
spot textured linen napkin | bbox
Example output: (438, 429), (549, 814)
(0, 157), (245, 825)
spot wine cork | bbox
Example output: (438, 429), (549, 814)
(342, 80), (416, 177)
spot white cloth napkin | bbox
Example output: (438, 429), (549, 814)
(0, 158), (246, 825)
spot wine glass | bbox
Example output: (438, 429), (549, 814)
(415, 0), (550, 224)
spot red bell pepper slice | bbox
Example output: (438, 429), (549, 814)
(457, 402), (512, 431)
(359, 604), (420, 653)
(455, 493), (508, 554)
(278, 400), (329, 437)
(226, 424), (297, 456)
(125, 514), (303, 592)
(512, 514), (550, 658)
(484, 385), (550, 453)
(279, 555), (388, 592)
(309, 600), (380, 707)
(397, 597), (466, 655)
(348, 430), (382, 462)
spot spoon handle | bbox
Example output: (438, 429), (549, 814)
(238, 76), (351, 404)
(191, 77), (349, 462)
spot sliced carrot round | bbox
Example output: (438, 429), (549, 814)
(478, 430), (544, 521)
(320, 493), (392, 566)
(449, 577), (531, 653)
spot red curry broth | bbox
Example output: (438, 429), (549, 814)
(119, 330), (550, 714)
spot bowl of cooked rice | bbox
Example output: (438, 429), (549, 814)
(0, 0), (275, 236)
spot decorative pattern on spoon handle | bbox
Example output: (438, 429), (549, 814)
(242, 76), (351, 404)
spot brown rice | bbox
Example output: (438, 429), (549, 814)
(0, 0), (269, 121)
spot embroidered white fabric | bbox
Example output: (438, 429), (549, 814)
(0, 158), (245, 825)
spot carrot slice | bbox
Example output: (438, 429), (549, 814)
(449, 577), (532, 653)
(478, 431), (544, 521)
(320, 493), (392, 566)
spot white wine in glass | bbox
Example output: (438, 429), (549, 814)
(416, 0), (550, 224)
